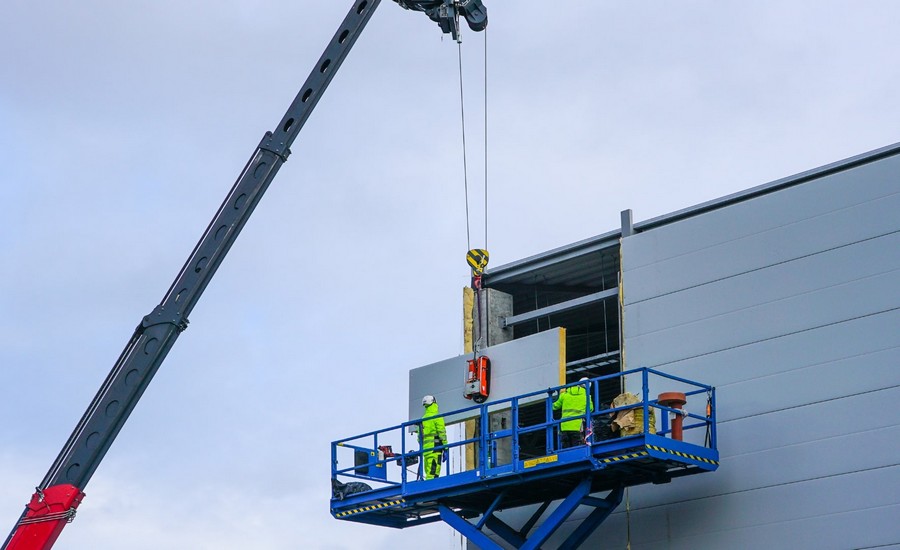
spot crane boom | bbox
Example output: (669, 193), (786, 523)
(3, 2), (387, 549)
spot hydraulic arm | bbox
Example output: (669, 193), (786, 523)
(4, 1), (486, 549)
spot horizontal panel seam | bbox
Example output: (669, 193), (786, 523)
(711, 344), (900, 388)
(716, 383), (900, 426)
(638, 306), (900, 369)
(625, 189), (900, 272)
(626, 228), (900, 306)
(716, 409), (900, 459)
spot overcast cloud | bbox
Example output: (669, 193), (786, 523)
(2, 1), (899, 549)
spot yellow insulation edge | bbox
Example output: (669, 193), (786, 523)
(463, 286), (475, 354)
(559, 327), (567, 384)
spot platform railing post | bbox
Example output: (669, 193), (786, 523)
(480, 403), (489, 475)
(331, 443), (337, 480)
(660, 401), (670, 436)
(400, 428), (407, 487)
(512, 397), (520, 471)
(417, 424), (425, 480)
(545, 394), (555, 454)
(583, 379), (592, 445)
(642, 368), (650, 435)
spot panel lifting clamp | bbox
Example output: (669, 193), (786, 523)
(464, 248), (491, 402)
(467, 248), (489, 289)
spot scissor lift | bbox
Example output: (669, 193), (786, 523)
(330, 368), (718, 549)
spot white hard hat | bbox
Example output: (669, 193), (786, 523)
(579, 377), (589, 382)
(422, 395), (436, 406)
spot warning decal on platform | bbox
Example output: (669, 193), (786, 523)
(523, 454), (558, 468)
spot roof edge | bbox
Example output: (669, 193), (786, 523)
(486, 141), (900, 281)
(634, 141), (900, 232)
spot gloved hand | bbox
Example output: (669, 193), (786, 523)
(442, 449), (449, 462)
(548, 389), (559, 400)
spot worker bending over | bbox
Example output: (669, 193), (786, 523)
(420, 395), (447, 480)
(552, 377), (593, 448)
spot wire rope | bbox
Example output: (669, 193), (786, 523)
(483, 28), (489, 251)
(458, 30), (490, 255)
(458, 42), (471, 252)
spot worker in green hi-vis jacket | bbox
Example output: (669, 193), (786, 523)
(553, 377), (593, 449)
(420, 395), (447, 480)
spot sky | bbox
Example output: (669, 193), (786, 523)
(2, 1), (899, 548)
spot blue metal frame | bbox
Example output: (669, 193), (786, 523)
(330, 368), (719, 547)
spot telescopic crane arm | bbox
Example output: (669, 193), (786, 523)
(3, 1), (486, 549)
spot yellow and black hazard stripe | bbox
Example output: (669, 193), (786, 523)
(466, 249), (489, 276)
(646, 444), (719, 466)
(334, 498), (406, 518)
(600, 450), (648, 463)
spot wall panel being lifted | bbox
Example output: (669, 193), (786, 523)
(407, 327), (565, 424)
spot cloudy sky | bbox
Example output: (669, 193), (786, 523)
(2, 1), (899, 548)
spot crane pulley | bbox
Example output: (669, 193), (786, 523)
(394, 0), (488, 42)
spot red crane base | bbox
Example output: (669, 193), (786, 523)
(6, 485), (84, 550)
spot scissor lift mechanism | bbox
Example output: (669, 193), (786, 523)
(331, 367), (719, 549)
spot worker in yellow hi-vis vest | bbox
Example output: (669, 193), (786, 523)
(553, 377), (593, 449)
(420, 395), (447, 480)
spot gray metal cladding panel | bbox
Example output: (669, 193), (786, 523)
(623, 153), (900, 273)
(636, 308), (900, 393)
(623, 165), (900, 305)
(623, 466), (900, 550)
(507, 473), (900, 549)
(625, 271), (898, 367)
(630, 386), (900, 507)
(626, 231), (900, 337)
(568, 506), (900, 550)
(604, 157), (900, 549)
(630, 153), (900, 270)
(711, 345), (900, 422)
(636, 422), (900, 506)
(718, 384), (900, 457)
(624, 194), (900, 305)
(617, 472), (900, 549)
(628, 333), (900, 432)
(653, 505), (900, 550)
(407, 328), (563, 423)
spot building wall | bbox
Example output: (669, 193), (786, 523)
(611, 151), (900, 548)
(476, 149), (900, 549)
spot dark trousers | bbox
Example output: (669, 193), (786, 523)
(560, 431), (583, 449)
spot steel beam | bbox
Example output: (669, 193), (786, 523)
(502, 288), (618, 328)
(566, 350), (620, 370)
